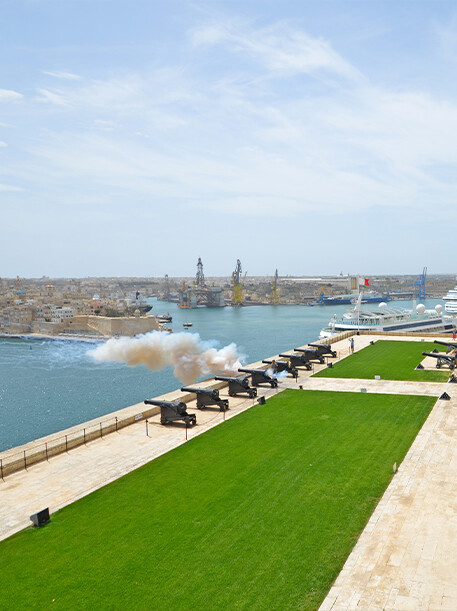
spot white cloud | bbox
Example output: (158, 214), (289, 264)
(191, 21), (362, 81)
(0, 89), (23, 102)
(0, 183), (24, 192)
(36, 88), (68, 106)
(0, 141), (7, 147)
(43, 70), (82, 81)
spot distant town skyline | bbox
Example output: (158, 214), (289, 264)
(1, 1), (457, 278)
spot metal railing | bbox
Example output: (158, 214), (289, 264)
(0, 407), (158, 479)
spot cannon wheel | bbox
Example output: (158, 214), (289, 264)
(229, 391), (235, 397)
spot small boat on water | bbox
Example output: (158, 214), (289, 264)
(156, 313), (172, 323)
(183, 323), (193, 328)
(320, 293), (454, 338)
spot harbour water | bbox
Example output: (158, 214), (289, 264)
(0, 297), (447, 452)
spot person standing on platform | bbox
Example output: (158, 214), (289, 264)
(349, 337), (354, 353)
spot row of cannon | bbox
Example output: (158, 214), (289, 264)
(144, 342), (337, 426)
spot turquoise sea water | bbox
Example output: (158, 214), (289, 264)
(0, 297), (446, 451)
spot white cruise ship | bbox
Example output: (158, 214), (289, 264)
(320, 293), (454, 338)
(443, 278), (457, 314)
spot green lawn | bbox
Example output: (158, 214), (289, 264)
(0, 390), (435, 610)
(314, 340), (450, 382)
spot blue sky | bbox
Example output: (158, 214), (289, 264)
(1, 0), (457, 278)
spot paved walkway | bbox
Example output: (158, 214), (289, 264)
(1, 334), (456, 611)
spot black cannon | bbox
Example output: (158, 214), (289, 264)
(238, 368), (278, 388)
(181, 386), (229, 411)
(422, 352), (457, 370)
(308, 343), (337, 358)
(434, 340), (457, 353)
(262, 359), (298, 379)
(293, 348), (325, 364)
(214, 376), (257, 398)
(144, 399), (197, 426)
(278, 353), (312, 370)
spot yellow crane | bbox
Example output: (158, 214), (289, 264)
(232, 259), (244, 306)
(271, 269), (280, 304)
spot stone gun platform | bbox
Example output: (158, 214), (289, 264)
(1, 334), (457, 610)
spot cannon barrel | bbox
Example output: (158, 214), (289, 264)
(434, 340), (457, 347)
(238, 367), (269, 375)
(144, 398), (187, 412)
(181, 386), (220, 399)
(215, 375), (249, 386)
(422, 352), (451, 358)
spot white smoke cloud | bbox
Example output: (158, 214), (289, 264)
(88, 331), (244, 384)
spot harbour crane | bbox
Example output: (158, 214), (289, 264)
(232, 259), (244, 306)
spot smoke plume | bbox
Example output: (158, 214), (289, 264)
(89, 331), (244, 384)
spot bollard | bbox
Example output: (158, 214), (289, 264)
(145, 419), (149, 437)
(45, 442), (48, 461)
(24, 450), (27, 470)
(83, 428), (86, 444)
(100, 422), (103, 438)
(0, 458), (3, 481)
(115, 416), (118, 432)
(65, 435), (68, 453)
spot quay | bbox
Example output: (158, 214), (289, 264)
(1, 334), (457, 609)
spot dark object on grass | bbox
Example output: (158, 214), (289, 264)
(257, 396), (266, 405)
(416, 363), (424, 370)
(308, 343), (337, 358)
(181, 386), (229, 411)
(144, 399), (197, 426)
(214, 375), (257, 398)
(422, 352), (456, 370)
(262, 359), (298, 378)
(30, 508), (50, 527)
(238, 368), (278, 388)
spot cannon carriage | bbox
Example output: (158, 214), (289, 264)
(308, 343), (337, 358)
(238, 368), (278, 388)
(422, 351), (457, 370)
(278, 353), (312, 370)
(293, 348), (325, 364)
(144, 399), (197, 426)
(181, 386), (229, 411)
(214, 376), (257, 398)
(262, 359), (298, 379)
